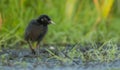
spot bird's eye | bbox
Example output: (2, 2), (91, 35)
(44, 18), (47, 21)
(41, 18), (44, 21)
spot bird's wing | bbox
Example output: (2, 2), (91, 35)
(24, 20), (48, 41)
(24, 20), (35, 41)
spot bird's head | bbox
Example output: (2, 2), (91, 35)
(37, 14), (55, 25)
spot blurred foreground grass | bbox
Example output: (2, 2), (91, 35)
(0, 0), (120, 47)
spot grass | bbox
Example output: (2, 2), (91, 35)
(0, 0), (120, 64)
(47, 41), (120, 63)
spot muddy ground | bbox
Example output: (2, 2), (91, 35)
(0, 44), (120, 70)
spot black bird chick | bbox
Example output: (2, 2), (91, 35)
(24, 14), (54, 54)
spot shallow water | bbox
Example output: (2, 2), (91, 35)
(0, 60), (120, 70)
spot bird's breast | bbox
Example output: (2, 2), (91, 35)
(29, 25), (48, 41)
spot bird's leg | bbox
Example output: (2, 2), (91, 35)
(27, 40), (36, 54)
(36, 41), (40, 56)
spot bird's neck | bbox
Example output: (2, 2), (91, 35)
(41, 22), (48, 26)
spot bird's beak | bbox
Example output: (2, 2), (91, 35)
(50, 21), (55, 24)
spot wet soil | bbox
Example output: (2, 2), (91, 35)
(0, 45), (120, 70)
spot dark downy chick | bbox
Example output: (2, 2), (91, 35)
(24, 14), (54, 54)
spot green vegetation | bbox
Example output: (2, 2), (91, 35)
(0, 0), (120, 63)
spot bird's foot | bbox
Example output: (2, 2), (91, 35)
(31, 48), (40, 56)
(31, 49), (36, 55)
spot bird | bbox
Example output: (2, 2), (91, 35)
(24, 14), (55, 54)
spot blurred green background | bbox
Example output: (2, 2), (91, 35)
(0, 0), (120, 47)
